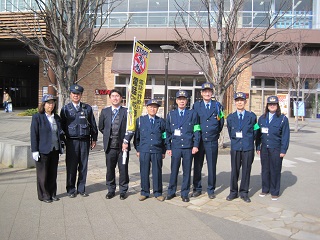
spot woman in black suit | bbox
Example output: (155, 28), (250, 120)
(30, 94), (65, 203)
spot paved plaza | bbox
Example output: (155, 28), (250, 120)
(0, 110), (319, 240)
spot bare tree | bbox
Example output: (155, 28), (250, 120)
(0, 0), (127, 107)
(275, 37), (320, 132)
(173, 0), (293, 106)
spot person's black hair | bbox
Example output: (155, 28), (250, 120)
(263, 103), (281, 118)
(38, 101), (57, 114)
(109, 89), (122, 98)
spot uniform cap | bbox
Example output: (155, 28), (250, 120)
(146, 99), (161, 107)
(234, 92), (246, 100)
(70, 84), (84, 94)
(176, 90), (188, 98)
(201, 82), (213, 90)
(42, 94), (56, 103)
(267, 96), (279, 104)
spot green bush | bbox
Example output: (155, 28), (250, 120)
(18, 108), (38, 116)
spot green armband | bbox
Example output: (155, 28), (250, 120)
(162, 132), (166, 139)
(254, 123), (260, 130)
(193, 124), (201, 132)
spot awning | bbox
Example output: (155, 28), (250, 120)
(252, 55), (320, 78)
(111, 52), (204, 75)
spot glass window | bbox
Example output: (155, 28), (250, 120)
(146, 76), (152, 85)
(113, 0), (128, 12)
(253, 12), (270, 27)
(169, 12), (188, 27)
(115, 75), (127, 85)
(148, 13), (168, 27)
(155, 76), (165, 85)
(149, 0), (168, 11)
(190, 0), (207, 11)
(129, 0), (147, 12)
(253, 0), (272, 11)
(251, 78), (261, 87)
(275, 0), (292, 13)
(129, 13), (147, 27)
(243, 0), (252, 11)
(294, 0), (312, 12)
(264, 79), (275, 88)
(109, 13), (129, 27)
(169, 0), (188, 11)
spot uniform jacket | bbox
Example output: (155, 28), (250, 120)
(60, 102), (98, 141)
(165, 109), (200, 150)
(227, 111), (257, 151)
(193, 100), (224, 141)
(256, 113), (290, 154)
(99, 106), (132, 151)
(134, 115), (166, 154)
(30, 112), (65, 154)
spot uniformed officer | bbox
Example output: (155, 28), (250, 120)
(192, 82), (224, 199)
(226, 92), (258, 203)
(166, 90), (200, 202)
(256, 96), (290, 201)
(134, 99), (166, 202)
(60, 84), (98, 198)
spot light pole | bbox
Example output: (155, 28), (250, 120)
(160, 45), (174, 118)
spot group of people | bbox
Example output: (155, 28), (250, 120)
(30, 82), (290, 204)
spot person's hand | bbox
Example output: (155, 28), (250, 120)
(32, 152), (39, 161)
(192, 147), (199, 154)
(136, 152), (140, 157)
(166, 150), (172, 156)
(280, 153), (286, 158)
(122, 143), (128, 152)
(91, 141), (96, 150)
(162, 154), (165, 159)
(256, 150), (260, 156)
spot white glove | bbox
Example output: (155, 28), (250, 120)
(32, 152), (39, 161)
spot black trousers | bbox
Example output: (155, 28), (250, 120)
(66, 138), (90, 194)
(36, 150), (59, 201)
(229, 150), (254, 197)
(105, 148), (129, 194)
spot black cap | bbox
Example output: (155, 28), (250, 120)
(176, 90), (188, 98)
(42, 94), (56, 103)
(201, 82), (213, 90)
(146, 99), (161, 107)
(267, 96), (279, 104)
(234, 92), (246, 100)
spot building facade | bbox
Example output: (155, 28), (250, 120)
(1, 0), (320, 118)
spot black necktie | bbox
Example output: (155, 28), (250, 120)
(239, 113), (243, 129)
(76, 105), (80, 111)
(150, 118), (154, 127)
(206, 103), (210, 112)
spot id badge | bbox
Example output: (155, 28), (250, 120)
(174, 129), (181, 136)
(261, 127), (269, 134)
(236, 131), (243, 138)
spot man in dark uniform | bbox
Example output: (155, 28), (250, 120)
(226, 92), (258, 203)
(60, 84), (98, 198)
(166, 90), (200, 202)
(99, 89), (132, 200)
(192, 82), (224, 199)
(134, 99), (166, 202)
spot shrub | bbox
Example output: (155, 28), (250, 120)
(18, 108), (38, 116)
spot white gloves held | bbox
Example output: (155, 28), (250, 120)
(32, 152), (40, 161)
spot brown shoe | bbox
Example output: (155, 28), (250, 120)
(138, 195), (148, 201)
(271, 195), (279, 201)
(156, 196), (165, 202)
(259, 192), (268, 197)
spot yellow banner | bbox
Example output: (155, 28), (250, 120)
(127, 40), (151, 131)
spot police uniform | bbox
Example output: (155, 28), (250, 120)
(226, 92), (257, 202)
(166, 90), (200, 202)
(192, 83), (224, 198)
(256, 96), (290, 198)
(60, 84), (98, 196)
(134, 99), (166, 199)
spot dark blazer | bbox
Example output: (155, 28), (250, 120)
(166, 109), (200, 150)
(99, 106), (131, 151)
(256, 113), (290, 154)
(193, 100), (224, 141)
(134, 115), (166, 154)
(30, 112), (65, 154)
(227, 111), (257, 151)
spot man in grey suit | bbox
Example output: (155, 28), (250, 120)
(99, 89), (132, 200)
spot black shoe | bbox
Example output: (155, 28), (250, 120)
(68, 193), (77, 198)
(226, 195), (238, 201)
(208, 194), (216, 199)
(181, 196), (190, 202)
(43, 199), (53, 203)
(191, 191), (201, 198)
(51, 196), (60, 201)
(240, 196), (251, 203)
(79, 192), (89, 197)
(105, 192), (115, 199)
(166, 194), (176, 200)
(120, 193), (126, 200)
